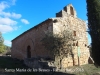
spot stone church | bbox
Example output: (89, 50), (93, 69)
(11, 4), (90, 68)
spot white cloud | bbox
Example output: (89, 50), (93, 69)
(0, 0), (29, 33)
(0, 17), (18, 33)
(0, 1), (17, 33)
(21, 19), (30, 24)
(11, 12), (22, 19)
(0, 17), (17, 25)
(0, 12), (22, 19)
(4, 40), (11, 46)
(0, 0), (17, 11)
(0, 1), (9, 12)
(0, 25), (13, 33)
(0, 0), (18, 33)
(0, 17), (19, 33)
(0, 0), (20, 19)
(0, 12), (11, 17)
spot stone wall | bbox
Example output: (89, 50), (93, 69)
(11, 19), (53, 60)
(53, 4), (90, 68)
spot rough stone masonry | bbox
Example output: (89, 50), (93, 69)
(11, 4), (90, 68)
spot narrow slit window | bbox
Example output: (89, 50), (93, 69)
(76, 41), (78, 46)
(73, 31), (76, 36)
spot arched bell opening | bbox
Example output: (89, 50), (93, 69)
(70, 6), (74, 16)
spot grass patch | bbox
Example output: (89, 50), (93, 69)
(0, 56), (36, 75)
(0, 56), (100, 75)
(66, 64), (100, 75)
(0, 56), (25, 68)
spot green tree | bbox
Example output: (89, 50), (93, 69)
(86, 0), (100, 66)
(5, 45), (11, 51)
(0, 32), (5, 53)
(41, 29), (78, 68)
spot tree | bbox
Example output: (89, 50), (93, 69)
(5, 45), (11, 51)
(86, 0), (100, 66)
(41, 29), (78, 68)
(0, 32), (5, 53)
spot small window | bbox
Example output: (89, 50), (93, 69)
(85, 44), (87, 47)
(76, 41), (78, 46)
(73, 31), (76, 36)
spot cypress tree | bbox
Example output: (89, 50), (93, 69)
(86, 0), (100, 66)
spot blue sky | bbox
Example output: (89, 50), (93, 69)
(0, 0), (91, 47)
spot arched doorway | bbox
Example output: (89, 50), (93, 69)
(27, 45), (31, 58)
